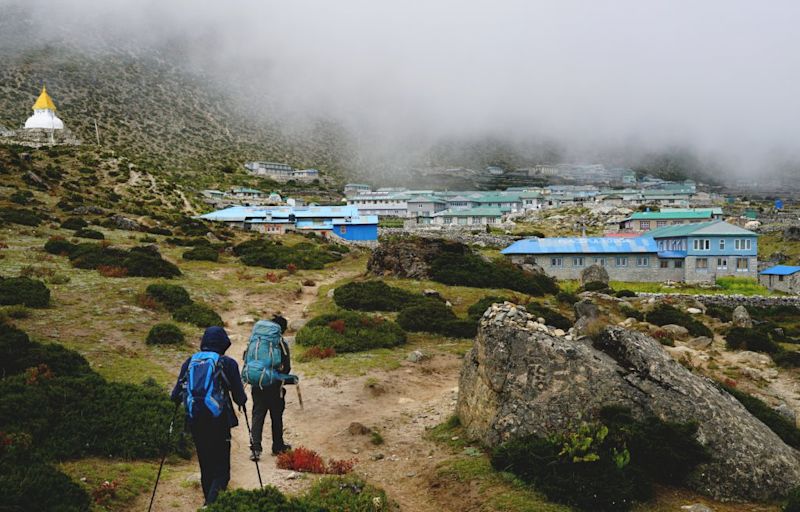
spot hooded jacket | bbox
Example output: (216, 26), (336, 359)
(171, 326), (248, 428)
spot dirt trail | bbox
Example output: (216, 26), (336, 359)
(142, 269), (461, 512)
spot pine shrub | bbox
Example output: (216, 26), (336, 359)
(235, 239), (342, 270)
(429, 251), (558, 296)
(0, 277), (50, 308)
(0, 207), (42, 226)
(333, 281), (424, 311)
(146, 323), (185, 345)
(705, 304), (733, 322)
(60, 217), (88, 230)
(785, 487), (800, 512)
(123, 249), (181, 278)
(645, 304), (712, 337)
(172, 303), (223, 328)
(725, 327), (780, 354)
(582, 281), (610, 292)
(556, 291), (579, 304)
(619, 304), (644, 321)
(524, 303), (573, 330)
(297, 311), (406, 353)
(182, 245), (219, 262)
(719, 383), (800, 449)
(74, 228), (105, 240)
(44, 237), (78, 256)
(145, 283), (192, 311)
(615, 289), (637, 298)
(397, 301), (478, 338)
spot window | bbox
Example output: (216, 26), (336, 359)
(458, 217), (468, 225)
(594, 257), (606, 267)
(734, 239), (751, 251)
(340, 225), (347, 234)
(656, 220), (667, 227)
(443, 217), (452, 224)
(636, 256), (649, 267)
(659, 260), (669, 268)
(717, 258), (727, 269)
(693, 239), (710, 251)
(674, 260), (684, 268)
(696, 258), (708, 270)
(640, 221), (650, 230)
(551, 257), (563, 267)
(616, 256), (628, 267)
(719, 239), (725, 250)
(736, 258), (749, 272)
(573, 257), (584, 267)
(779, 275), (785, 282)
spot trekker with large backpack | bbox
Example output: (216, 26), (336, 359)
(171, 326), (247, 506)
(242, 314), (297, 461)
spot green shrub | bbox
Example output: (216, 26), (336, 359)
(397, 301), (478, 338)
(719, 383), (800, 449)
(60, 217), (88, 230)
(61, 243), (181, 278)
(68, 244), (128, 269)
(645, 304), (712, 338)
(333, 281), (423, 311)
(123, 249), (181, 278)
(619, 304), (644, 321)
(582, 281), (610, 292)
(704, 304), (733, 322)
(774, 350), (800, 368)
(44, 237), (78, 256)
(491, 407), (708, 511)
(0, 325), (91, 378)
(556, 291), (579, 304)
(182, 245), (219, 262)
(431, 252), (559, 296)
(524, 303), (572, 330)
(467, 296), (510, 320)
(785, 487), (800, 512)
(296, 311), (406, 353)
(725, 327), (780, 354)
(146, 323), (185, 345)
(0, 277), (50, 308)
(0, 455), (91, 512)
(615, 289), (637, 298)
(172, 303), (223, 328)
(4, 305), (30, 319)
(74, 228), (105, 240)
(235, 239), (342, 270)
(145, 283), (192, 311)
(0, 207), (42, 226)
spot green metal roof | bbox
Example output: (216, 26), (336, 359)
(435, 207), (505, 217)
(407, 195), (446, 203)
(473, 193), (521, 203)
(629, 211), (712, 220)
(645, 220), (757, 238)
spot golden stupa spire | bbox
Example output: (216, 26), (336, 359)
(32, 85), (57, 111)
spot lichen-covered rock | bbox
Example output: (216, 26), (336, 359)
(732, 305), (753, 328)
(580, 264), (609, 286)
(456, 303), (800, 501)
(367, 237), (468, 279)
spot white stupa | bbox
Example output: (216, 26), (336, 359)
(24, 85), (64, 130)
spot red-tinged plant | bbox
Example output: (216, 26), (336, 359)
(328, 319), (346, 334)
(276, 446), (327, 474)
(25, 364), (54, 385)
(724, 378), (737, 388)
(286, 263), (298, 274)
(299, 346), (336, 361)
(91, 480), (118, 504)
(97, 265), (128, 278)
(327, 457), (356, 475)
(265, 272), (279, 283)
(135, 293), (160, 310)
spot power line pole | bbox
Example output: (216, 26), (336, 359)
(93, 118), (101, 145)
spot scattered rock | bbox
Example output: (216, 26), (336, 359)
(288, 318), (307, 331)
(237, 316), (256, 325)
(580, 264), (609, 287)
(687, 336), (713, 350)
(456, 303), (800, 501)
(732, 306), (753, 328)
(109, 214), (142, 231)
(371, 453), (385, 461)
(348, 422), (371, 436)
(286, 472), (300, 480)
(407, 350), (428, 363)
(660, 324), (690, 339)
(573, 299), (600, 336)
(686, 307), (702, 315)
(326, 288), (335, 298)
(185, 472), (202, 484)
(681, 505), (714, 512)
(397, 397), (415, 404)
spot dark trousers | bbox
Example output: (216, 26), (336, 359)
(250, 385), (285, 452)
(190, 418), (231, 505)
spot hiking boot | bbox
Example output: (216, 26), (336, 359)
(272, 444), (292, 455)
(249, 450), (262, 461)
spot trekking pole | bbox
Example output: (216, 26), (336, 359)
(241, 406), (264, 489)
(148, 401), (180, 512)
(296, 382), (304, 410)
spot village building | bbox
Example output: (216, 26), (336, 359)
(431, 207), (505, 227)
(344, 183), (371, 196)
(759, 266), (800, 294)
(198, 205), (378, 241)
(502, 221), (757, 283)
(619, 208), (723, 232)
(244, 162), (320, 182)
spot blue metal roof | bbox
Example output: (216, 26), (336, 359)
(501, 237), (659, 255)
(657, 250), (687, 259)
(760, 265), (800, 276)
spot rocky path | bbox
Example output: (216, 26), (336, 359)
(141, 268), (462, 512)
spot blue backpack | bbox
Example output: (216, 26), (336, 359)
(242, 320), (287, 388)
(184, 351), (227, 420)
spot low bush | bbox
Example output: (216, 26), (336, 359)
(0, 450), (91, 512)
(785, 487), (800, 512)
(705, 304), (733, 322)
(333, 281), (424, 311)
(719, 383), (800, 449)
(298, 346), (337, 361)
(60, 217), (88, 230)
(74, 228), (104, 240)
(774, 350), (800, 368)
(172, 303), (223, 328)
(556, 291), (579, 304)
(0, 277), (50, 308)
(645, 304), (712, 338)
(146, 323), (185, 345)
(429, 251), (558, 296)
(183, 245), (219, 262)
(44, 237), (78, 256)
(619, 304), (644, 321)
(397, 301), (478, 338)
(276, 446), (355, 475)
(146, 226), (172, 236)
(582, 281), (610, 292)
(491, 406), (709, 511)
(4, 305), (30, 319)
(524, 302), (572, 330)
(0, 207), (42, 226)
(56, 242), (181, 278)
(615, 289), (637, 298)
(296, 311), (406, 353)
(725, 327), (780, 354)
(123, 249), (181, 278)
(145, 283), (192, 311)
(235, 239), (342, 270)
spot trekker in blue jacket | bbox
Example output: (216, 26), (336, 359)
(171, 326), (247, 506)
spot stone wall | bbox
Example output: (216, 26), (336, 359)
(637, 292), (800, 307)
(379, 228), (515, 248)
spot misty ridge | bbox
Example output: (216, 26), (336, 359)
(2, 0), (800, 183)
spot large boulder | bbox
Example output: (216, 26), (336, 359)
(580, 264), (609, 287)
(456, 303), (800, 501)
(732, 305), (753, 328)
(367, 237), (469, 279)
